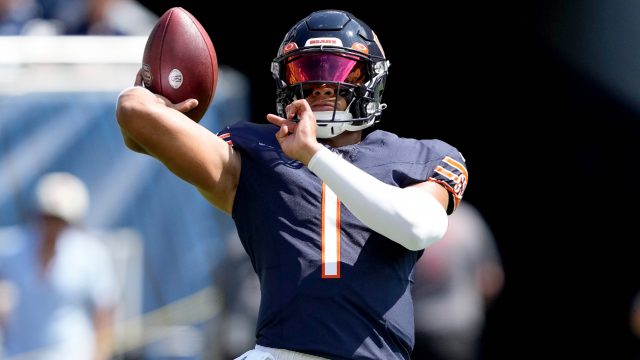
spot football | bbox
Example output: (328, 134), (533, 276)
(141, 7), (218, 122)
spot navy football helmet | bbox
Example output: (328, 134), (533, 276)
(271, 10), (390, 138)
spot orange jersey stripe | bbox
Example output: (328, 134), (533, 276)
(443, 156), (468, 179)
(434, 165), (458, 182)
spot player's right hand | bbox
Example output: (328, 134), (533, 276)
(266, 99), (323, 165)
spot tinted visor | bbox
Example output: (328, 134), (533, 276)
(284, 53), (367, 86)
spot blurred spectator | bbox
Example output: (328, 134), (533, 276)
(0, 0), (40, 35)
(0, 0), (156, 35)
(412, 201), (504, 360)
(38, 0), (123, 35)
(0, 172), (120, 360)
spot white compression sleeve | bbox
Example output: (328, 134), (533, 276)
(307, 146), (448, 251)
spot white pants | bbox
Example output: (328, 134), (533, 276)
(234, 345), (329, 360)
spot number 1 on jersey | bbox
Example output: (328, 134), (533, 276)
(321, 182), (341, 278)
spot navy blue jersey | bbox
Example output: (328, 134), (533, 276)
(217, 122), (468, 359)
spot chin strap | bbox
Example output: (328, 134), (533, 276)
(313, 111), (352, 138)
(313, 110), (376, 138)
(312, 110), (353, 121)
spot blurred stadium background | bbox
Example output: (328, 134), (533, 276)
(2, 0), (640, 359)
(0, 1), (248, 357)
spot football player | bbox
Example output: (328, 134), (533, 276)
(116, 9), (468, 360)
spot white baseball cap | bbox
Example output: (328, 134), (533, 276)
(35, 172), (89, 224)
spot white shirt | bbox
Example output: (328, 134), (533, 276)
(0, 223), (118, 359)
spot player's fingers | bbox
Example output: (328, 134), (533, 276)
(288, 99), (312, 113)
(177, 99), (199, 112)
(275, 123), (290, 140)
(285, 104), (296, 120)
(135, 68), (144, 87)
(174, 99), (199, 113)
(267, 114), (297, 132)
(266, 113), (285, 126)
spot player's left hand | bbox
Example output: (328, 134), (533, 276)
(266, 99), (323, 165)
